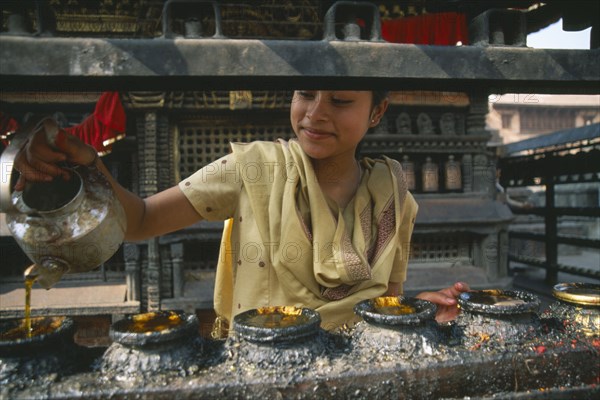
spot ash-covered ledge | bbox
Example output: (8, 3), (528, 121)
(0, 36), (599, 93)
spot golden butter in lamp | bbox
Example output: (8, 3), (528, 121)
(233, 306), (321, 343)
(371, 296), (417, 316)
(247, 306), (310, 329)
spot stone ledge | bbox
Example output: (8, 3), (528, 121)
(0, 281), (137, 319)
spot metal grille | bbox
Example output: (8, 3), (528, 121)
(124, 91), (292, 110)
(219, 1), (322, 40)
(410, 233), (470, 264)
(178, 116), (294, 178)
(2, 1), (322, 39)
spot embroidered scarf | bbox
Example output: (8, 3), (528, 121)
(214, 139), (416, 331)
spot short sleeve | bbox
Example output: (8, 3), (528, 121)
(178, 153), (242, 221)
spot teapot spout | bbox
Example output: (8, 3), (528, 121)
(24, 264), (40, 280)
(24, 258), (68, 289)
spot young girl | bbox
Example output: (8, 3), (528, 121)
(14, 90), (469, 332)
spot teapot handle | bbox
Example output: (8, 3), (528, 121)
(0, 116), (56, 212)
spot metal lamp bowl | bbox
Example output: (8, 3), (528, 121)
(354, 296), (437, 326)
(233, 306), (321, 343)
(110, 311), (199, 347)
(0, 316), (74, 355)
(458, 289), (540, 316)
(552, 282), (600, 307)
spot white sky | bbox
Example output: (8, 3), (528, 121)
(527, 19), (591, 49)
(491, 18), (598, 105)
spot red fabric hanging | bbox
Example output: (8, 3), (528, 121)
(0, 112), (20, 148)
(382, 12), (468, 45)
(1, 92), (125, 154)
(65, 91), (126, 155)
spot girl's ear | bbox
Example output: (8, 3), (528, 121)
(369, 98), (389, 127)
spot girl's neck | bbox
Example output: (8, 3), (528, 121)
(312, 154), (362, 209)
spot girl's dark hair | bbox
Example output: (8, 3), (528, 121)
(373, 90), (390, 106)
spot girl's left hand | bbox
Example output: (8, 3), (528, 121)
(416, 281), (470, 323)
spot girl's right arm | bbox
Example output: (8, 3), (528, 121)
(14, 119), (203, 242)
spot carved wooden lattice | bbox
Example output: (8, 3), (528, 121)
(178, 116), (294, 178)
(124, 91), (291, 110)
(2, 0), (322, 39)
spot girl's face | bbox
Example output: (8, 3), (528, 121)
(290, 91), (387, 162)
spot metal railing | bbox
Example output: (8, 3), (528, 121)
(499, 123), (600, 284)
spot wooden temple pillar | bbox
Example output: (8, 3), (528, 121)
(134, 109), (174, 311)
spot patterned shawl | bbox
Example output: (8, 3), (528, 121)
(213, 139), (417, 332)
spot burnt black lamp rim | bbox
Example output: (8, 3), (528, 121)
(110, 311), (199, 347)
(458, 289), (541, 316)
(232, 307), (321, 344)
(0, 316), (75, 355)
(354, 296), (437, 327)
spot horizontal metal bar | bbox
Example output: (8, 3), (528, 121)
(508, 254), (600, 279)
(1, 36), (599, 92)
(553, 235), (600, 249)
(511, 207), (600, 217)
(502, 123), (600, 156)
(509, 231), (600, 249)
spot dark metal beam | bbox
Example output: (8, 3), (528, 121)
(509, 231), (600, 249)
(508, 254), (600, 279)
(511, 207), (600, 217)
(502, 123), (600, 155)
(1, 36), (599, 93)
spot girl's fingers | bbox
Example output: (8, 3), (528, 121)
(63, 135), (97, 166)
(443, 282), (470, 298)
(14, 175), (26, 192)
(17, 156), (70, 184)
(29, 135), (67, 164)
(416, 291), (456, 306)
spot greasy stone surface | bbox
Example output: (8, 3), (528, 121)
(351, 297), (444, 361)
(452, 311), (542, 349)
(225, 333), (329, 374)
(0, 316), (87, 387)
(99, 337), (205, 378)
(2, 303), (600, 399)
(453, 289), (543, 348)
(544, 300), (600, 337)
(351, 321), (446, 362)
(2, 329), (599, 399)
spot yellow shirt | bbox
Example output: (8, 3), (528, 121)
(179, 139), (418, 331)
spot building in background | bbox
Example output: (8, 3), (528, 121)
(487, 94), (600, 145)
(488, 94), (600, 278)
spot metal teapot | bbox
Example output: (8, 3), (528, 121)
(0, 117), (126, 288)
